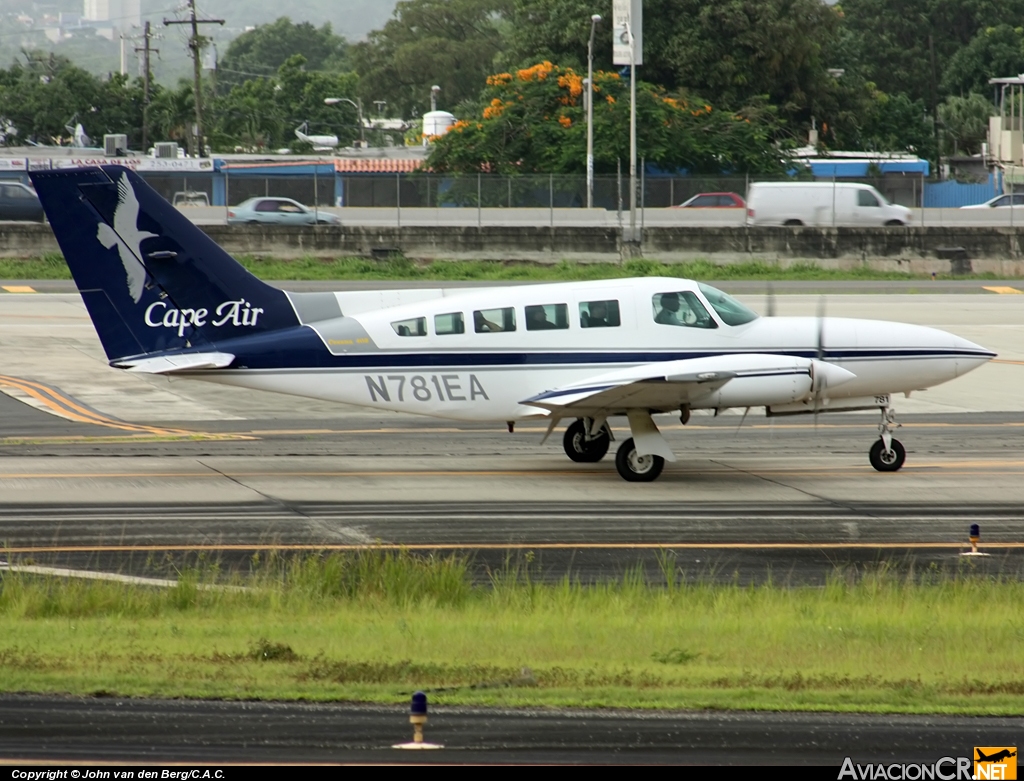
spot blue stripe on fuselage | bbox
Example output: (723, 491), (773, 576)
(118, 325), (996, 370)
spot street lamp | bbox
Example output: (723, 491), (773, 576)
(586, 13), (601, 210)
(324, 97), (365, 147)
(626, 20), (637, 243)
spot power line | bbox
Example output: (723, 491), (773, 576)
(134, 21), (160, 151)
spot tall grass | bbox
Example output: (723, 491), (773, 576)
(2, 551), (1021, 711)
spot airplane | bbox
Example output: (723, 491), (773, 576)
(29, 165), (996, 482)
(976, 750), (1017, 763)
(294, 122), (339, 152)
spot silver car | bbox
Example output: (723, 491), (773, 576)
(227, 197), (340, 225)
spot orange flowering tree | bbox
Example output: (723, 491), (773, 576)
(426, 61), (786, 175)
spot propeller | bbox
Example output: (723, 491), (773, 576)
(735, 406), (751, 434)
(766, 282), (776, 317)
(812, 296), (827, 426)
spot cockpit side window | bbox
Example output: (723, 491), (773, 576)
(391, 316), (426, 336)
(652, 291), (717, 329)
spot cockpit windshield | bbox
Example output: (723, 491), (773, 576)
(697, 283), (759, 326)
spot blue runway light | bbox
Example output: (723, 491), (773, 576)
(970, 524), (980, 539)
(411, 691), (428, 716)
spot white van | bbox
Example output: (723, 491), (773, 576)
(746, 182), (912, 227)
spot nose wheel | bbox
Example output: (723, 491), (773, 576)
(869, 406), (905, 472)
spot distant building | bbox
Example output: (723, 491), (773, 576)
(82, 0), (141, 39)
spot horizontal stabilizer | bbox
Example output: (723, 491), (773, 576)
(115, 352), (235, 374)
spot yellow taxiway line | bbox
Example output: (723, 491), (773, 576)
(0, 285), (36, 293)
(983, 286), (1024, 294)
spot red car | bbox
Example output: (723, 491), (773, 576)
(673, 192), (745, 208)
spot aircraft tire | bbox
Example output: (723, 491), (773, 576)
(563, 419), (610, 462)
(869, 438), (906, 472)
(615, 438), (665, 482)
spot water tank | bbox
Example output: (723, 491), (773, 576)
(422, 111), (456, 144)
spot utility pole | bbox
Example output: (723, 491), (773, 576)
(134, 21), (159, 153)
(165, 0), (224, 158)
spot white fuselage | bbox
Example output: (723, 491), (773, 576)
(193, 278), (992, 422)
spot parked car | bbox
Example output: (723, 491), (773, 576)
(173, 190), (210, 207)
(960, 194), (1024, 209)
(0, 182), (45, 222)
(673, 192), (745, 208)
(745, 182), (911, 227)
(227, 197), (340, 225)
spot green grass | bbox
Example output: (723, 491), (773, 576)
(0, 254), (1005, 282)
(1, 550), (1022, 713)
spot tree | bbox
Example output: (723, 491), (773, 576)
(217, 17), (349, 90)
(0, 53), (145, 148)
(939, 92), (993, 155)
(350, 0), (510, 119)
(210, 56), (360, 152)
(425, 61), (787, 175)
(503, 0), (845, 129)
(839, 0), (1024, 106)
(941, 25), (1024, 96)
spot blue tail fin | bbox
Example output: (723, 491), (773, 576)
(31, 165), (299, 361)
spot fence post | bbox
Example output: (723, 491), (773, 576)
(617, 158), (622, 230)
(313, 161), (319, 223)
(640, 157), (645, 234)
(508, 176), (512, 209)
(831, 174), (836, 228)
(224, 166), (229, 222)
(549, 173), (554, 229)
(670, 177), (674, 208)
(397, 172), (401, 230)
(477, 173), (482, 227)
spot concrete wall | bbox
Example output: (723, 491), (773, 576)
(7, 222), (1024, 275)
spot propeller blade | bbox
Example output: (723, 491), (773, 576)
(766, 282), (776, 317)
(816, 296), (826, 363)
(735, 406), (751, 434)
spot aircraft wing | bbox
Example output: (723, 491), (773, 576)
(520, 353), (846, 416)
(114, 352), (235, 374)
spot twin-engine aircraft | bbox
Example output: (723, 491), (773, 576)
(31, 165), (995, 482)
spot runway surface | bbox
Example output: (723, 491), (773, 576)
(0, 695), (1021, 764)
(1, 284), (1023, 762)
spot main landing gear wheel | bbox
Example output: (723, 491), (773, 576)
(869, 438), (906, 472)
(614, 437), (665, 482)
(563, 419), (610, 463)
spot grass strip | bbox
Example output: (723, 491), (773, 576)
(0, 550), (1021, 714)
(0, 254), (1009, 282)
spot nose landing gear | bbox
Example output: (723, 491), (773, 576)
(869, 406), (905, 472)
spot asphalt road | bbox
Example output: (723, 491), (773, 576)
(0, 695), (1020, 765)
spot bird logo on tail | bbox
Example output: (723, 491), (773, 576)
(96, 172), (157, 303)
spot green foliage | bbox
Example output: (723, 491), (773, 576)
(426, 62), (787, 175)
(210, 55), (360, 152)
(350, 0), (510, 118)
(939, 93), (995, 156)
(831, 89), (936, 159)
(0, 53), (146, 148)
(941, 25), (1024, 97)
(504, 0), (845, 128)
(217, 17), (349, 90)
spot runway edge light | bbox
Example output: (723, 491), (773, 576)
(392, 690), (443, 750)
(961, 523), (990, 557)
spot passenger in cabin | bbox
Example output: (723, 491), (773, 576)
(586, 301), (610, 327)
(474, 310), (503, 332)
(526, 306), (558, 330)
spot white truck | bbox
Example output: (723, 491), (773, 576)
(746, 182), (912, 227)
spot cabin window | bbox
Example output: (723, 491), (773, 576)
(473, 307), (516, 333)
(525, 303), (568, 331)
(434, 312), (465, 335)
(391, 316), (426, 337)
(580, 299), (620, 328)
(652, 291), (717, 329)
